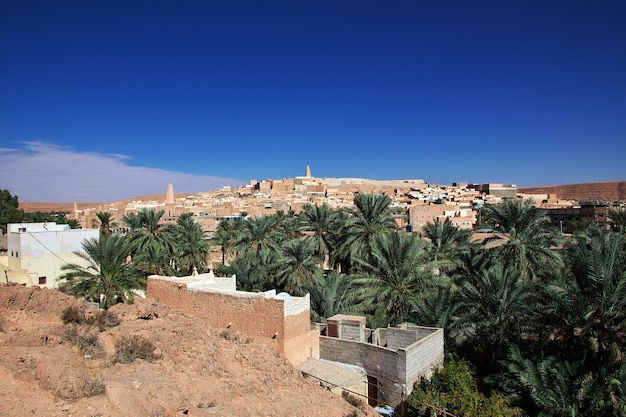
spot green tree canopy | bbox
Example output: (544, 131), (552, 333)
(0, 189), (24, 233)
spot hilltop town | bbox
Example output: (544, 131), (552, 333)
(70, 166), (505, 235)
(60, 167), (624, 260)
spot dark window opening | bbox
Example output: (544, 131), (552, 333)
(38, 276), (47, 285)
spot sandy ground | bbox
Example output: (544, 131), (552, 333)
(0, 284), (376, 417)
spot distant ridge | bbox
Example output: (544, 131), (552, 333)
(519, 181), (626, 202)
(18, 193), (191, 213)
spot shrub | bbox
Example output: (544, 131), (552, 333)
(407, 359), (521, 417)
(61, 306), (85, 324)
(81, 374), (105, 397)
(62, 323), (80, 344)
(114, 335), (156, 364)
(62, 324), (101, 355)
(86, 310), (119, 331)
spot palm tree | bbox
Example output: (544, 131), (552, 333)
(218, 252), (264, 292)
(354, 231), (432, 326)
(503, 346), (585, 417)
(409, 285), (457, 330)
(275, 238), (323, 295)
(304, 271), (358, 322)
(272, 209), (303, 240)
(212, 220), (238, 265)
(451, 261), (533, 378)
(340, 192), (396, 272)
(422, 218), (474, 276)
(93, 211), (118, 237)
(234, 215), (282, 255)
(122, 208), (174, 253)
(301, 203), (342, 269)
(564, 230), (626, 368)
(480, 198), (562, 280)
(172, 213), (209, 275)
(60, 234), (145, 309)
(133, 240), (173, 276)
(608, 207), (626, 234)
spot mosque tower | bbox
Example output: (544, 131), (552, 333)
(165, 184), (175, 205)
(305, 165), (311, 178)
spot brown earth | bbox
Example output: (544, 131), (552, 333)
(519, 181), (626, 203)
(0, 284), (375, 417)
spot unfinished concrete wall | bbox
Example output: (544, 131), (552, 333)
(381, 328), (418, 351)
(400, 326), (445, 387)
(320, 336), (401, 386)
(320, 336), (404, 405)
(320, 325), (444, 406)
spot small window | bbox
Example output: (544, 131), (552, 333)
(38, 276), (47, 285)
(16, 251), (18, 257)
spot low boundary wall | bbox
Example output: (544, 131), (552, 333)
(146, 275), (319, 365)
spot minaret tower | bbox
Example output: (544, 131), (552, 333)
(165, 183), (175, 205)
(305, 165), (311, 178)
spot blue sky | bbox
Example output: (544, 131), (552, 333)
(1, 1), (625, 202)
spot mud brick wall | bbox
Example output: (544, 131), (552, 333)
(146, 277), (318, 365)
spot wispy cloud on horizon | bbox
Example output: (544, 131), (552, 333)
(0, 141), (245, 202)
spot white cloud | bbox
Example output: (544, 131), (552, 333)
(0, 141), (245, 202)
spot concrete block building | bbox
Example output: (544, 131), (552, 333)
(316, 315), (444, 407)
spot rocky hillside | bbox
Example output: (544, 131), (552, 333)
(0, 284), (374, 417)
(518, 181), (626, 202)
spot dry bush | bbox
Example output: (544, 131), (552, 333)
(62, 324), (102, 355)
(86, 310), (119, 331)
(81, 374), (105, 397)
(61, 306), (85, 324)
(114, 335), (157, 364)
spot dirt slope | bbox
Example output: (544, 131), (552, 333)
(0, 284), (374, 417)
(518, 181), (626, 202)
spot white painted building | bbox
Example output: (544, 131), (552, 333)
(6, 223), (99, 288)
